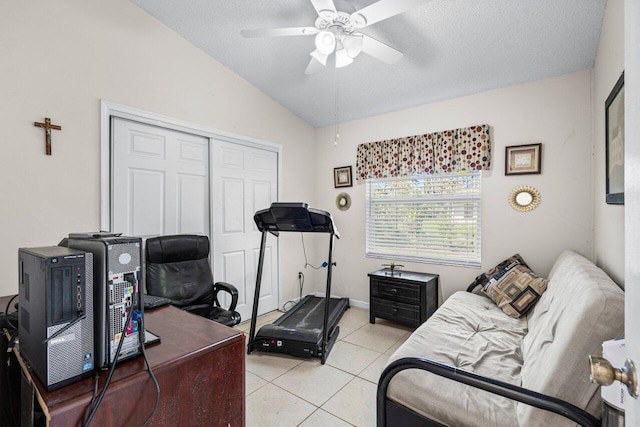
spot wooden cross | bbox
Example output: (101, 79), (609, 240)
(34, 117), (62, 155)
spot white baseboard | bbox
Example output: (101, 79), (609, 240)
(310, 292), (369, 310)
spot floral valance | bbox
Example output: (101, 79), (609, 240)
(356, 124), (491, 181)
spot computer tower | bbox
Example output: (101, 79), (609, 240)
(65, 233), (143, 369)
(18, 246), (94, 391)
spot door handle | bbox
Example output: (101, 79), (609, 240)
(589, 355), (639, 398)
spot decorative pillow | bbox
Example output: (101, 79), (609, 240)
(470, 254), (548, 318)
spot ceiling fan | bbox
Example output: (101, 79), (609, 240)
(241, 0), (430, 74)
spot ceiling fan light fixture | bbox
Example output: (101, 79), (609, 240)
(310, 49), (329, 66)
(343, 35), (363, 58)
(315, 30), (336, 55)
(335, 47), (353, 68)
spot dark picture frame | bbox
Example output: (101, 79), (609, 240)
(605, 72), (625, 204)
(505, 143), (542, 175)
(334, 166), (352, 188)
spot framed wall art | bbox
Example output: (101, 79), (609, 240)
(505, 143), (542, 175)
(334, 166), (352, 188)
(605, 71), (624, 204)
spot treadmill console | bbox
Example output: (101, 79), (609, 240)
(254, 202), (339, 237)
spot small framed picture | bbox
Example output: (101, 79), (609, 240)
(334, 166), (352, 188)
(605, 72), (624, 204)
(505, 143), (542, 175)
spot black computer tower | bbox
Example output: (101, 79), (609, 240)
(18, 246), (94, 391)
(65, 233), (143, 369)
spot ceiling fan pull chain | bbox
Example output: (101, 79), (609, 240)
(334, 67), (340, 146)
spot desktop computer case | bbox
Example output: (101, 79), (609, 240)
(18, 246), (95, 390)
(66, 234), (143, 369)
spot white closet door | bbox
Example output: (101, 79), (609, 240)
(213, 140), (279, 319)
(111, 117), (209, 237)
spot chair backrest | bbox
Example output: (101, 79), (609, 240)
(145, 235), (215, 308)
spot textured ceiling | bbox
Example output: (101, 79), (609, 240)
(130, 0), (606, 128)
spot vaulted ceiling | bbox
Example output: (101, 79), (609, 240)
(131, 0), (606, 128)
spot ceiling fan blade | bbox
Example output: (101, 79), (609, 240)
(350, 0), (430, 28)
(360, 34), (403, 64)
(241, 27), (318, 38)
(310, 0), (337, 18)
(305, 56), (326, 75)
(310, 49), (329, 66)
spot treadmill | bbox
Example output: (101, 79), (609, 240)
(247, 202), (350, 364)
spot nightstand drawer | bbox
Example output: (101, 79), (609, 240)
(371, 297), (420, 326)
(371, 279), (420, 304)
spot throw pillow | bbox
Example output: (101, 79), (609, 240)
(471, 254), (548, 318)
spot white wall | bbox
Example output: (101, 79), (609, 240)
(313, 70), (594, 305)
(593, 0), (625, 286)
(0, 0), (624, 310)
(0, 0), (316, 298)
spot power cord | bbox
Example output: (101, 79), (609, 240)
(83, 302), (160, 426)
(82, 306), (134, 427)
(3, 295), (18, 331)
(43, 314), (86, 344)
(138, 314), (160, 426)
(285, 233), (338, 311)
(88, 371), (99, 415)
(1, 328), (18, 427)
(301, 234), (323, 270)
(1, 295), (19, 427)
(282, 273), (304, 312)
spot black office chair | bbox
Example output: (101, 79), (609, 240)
(145, 234), (241, 327)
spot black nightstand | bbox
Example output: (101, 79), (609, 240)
(368, 269), (439, 327)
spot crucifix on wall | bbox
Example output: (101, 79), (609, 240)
(34, 117), (62, 155)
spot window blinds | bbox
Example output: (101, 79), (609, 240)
(365, 173), (481, 268)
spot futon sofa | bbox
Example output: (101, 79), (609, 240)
(378, 250), (625, 427)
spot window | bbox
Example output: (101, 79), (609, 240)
(365, 172), (481, 268)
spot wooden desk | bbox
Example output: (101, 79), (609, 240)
(16, 305), (245, 426)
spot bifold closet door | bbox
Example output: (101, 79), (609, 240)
(111, 117), (210, 237)
(212, 140), (279, 320)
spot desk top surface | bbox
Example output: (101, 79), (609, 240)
(11, 302), (243, 409)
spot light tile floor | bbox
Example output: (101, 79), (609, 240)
(234, 307), (414, 427)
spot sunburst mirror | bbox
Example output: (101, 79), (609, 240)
(509, 186), (541, 212)
(336, 192), (351, 211)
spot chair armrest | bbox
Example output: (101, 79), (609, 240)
(377, 357), (601, 427)
(213, 281), (239, 311)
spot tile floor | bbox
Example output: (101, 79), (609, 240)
(234, 307), (414, 427)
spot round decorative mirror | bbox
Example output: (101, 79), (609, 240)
(336, 192), (351, 211)
(509, 186), (541, 212)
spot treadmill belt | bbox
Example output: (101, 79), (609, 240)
(275, 296), (343, 330)
(254, 295), (350, 346)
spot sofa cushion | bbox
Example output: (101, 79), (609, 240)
(471, 254), (548, 318)
(386, 291), (527, 426)
(519, 250), (625, 427)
